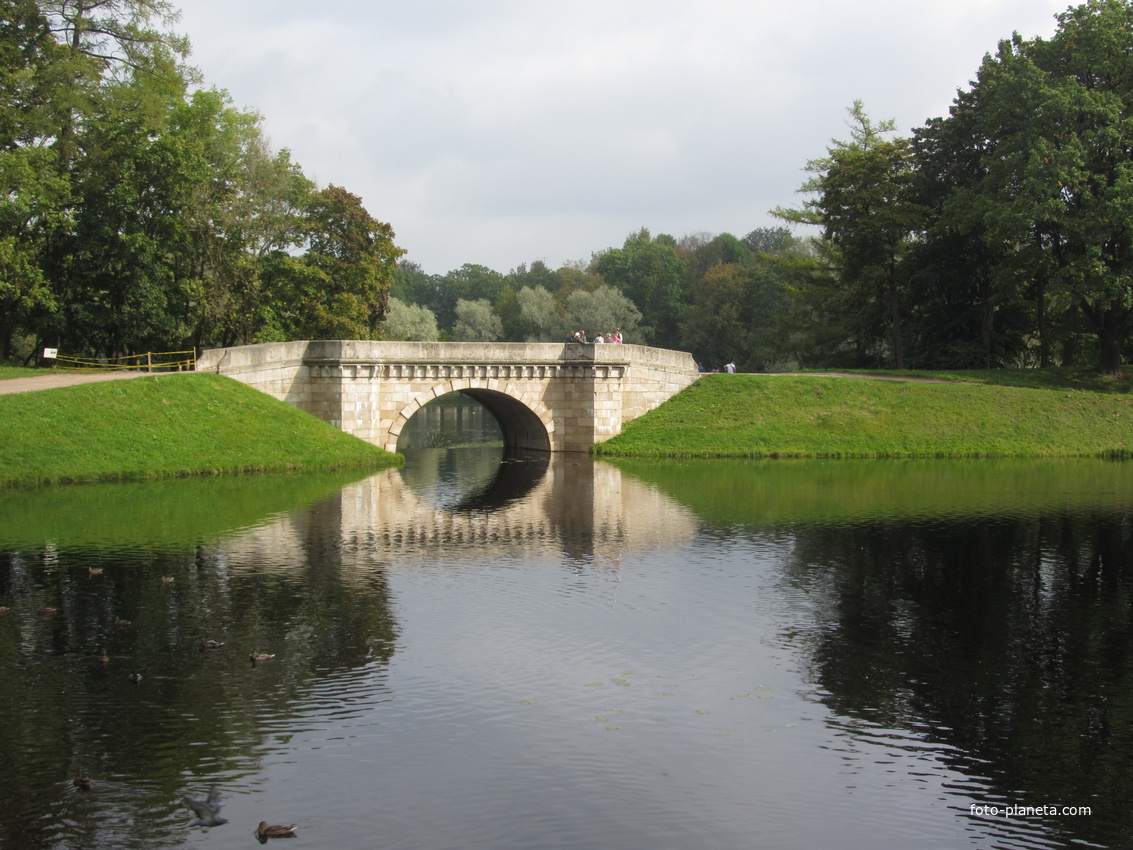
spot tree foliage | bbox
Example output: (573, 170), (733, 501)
(591, 228), (686, 347)
(383, 296), (438, 341)
(11, 0), (1133, 377)
(774, 101), (922, 369)
(452, 297), (502, 342)
(0, 1), (402, 362)
(563, 285), (642, 342)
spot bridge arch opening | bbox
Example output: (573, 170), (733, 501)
(459, 388), (551, 453)
(393, 387), (551, 454)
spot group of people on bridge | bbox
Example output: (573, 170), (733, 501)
(570, 330), (623, 344)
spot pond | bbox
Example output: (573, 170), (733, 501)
(0, 452), (1131, 849)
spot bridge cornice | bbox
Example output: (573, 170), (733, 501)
(301, 340), (693, 369)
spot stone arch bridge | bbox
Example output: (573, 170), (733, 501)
(196, 341), (699, 453)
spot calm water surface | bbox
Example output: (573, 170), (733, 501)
(1, 454), (1131, 849)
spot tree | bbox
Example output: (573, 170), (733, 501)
(592, 228), (686, 347)
(679, 262), (749, 369)
(933, 0), (1133, 374)
(424, 263), (502, 334)
(452, 297), (501, 342)
(774, 101), (923, 369)
(163, 88), (314, 349)
(0, 143), (64, 358)
(910, 83), (1031, 369)
(52, 96), (192, 356)
(514, 284), (561, 342)
(39, 0), (191, 168)
(0, 0), (59, 149)
(279, 185), (403, 339)
(383, 296), (438, 341)
(742, 227), (793, 256)
(563, 285), (642, 342)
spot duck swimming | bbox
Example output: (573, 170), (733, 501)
(256, 821), (297, 841)
(249, 652), (275, 666)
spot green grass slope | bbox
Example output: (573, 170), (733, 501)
(0, 373), (401, 487)
(595, 373), (1133, 459)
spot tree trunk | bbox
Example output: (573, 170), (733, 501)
(1035, 273), (1050, 368)
(887, 268), (904, 370)
(1098, 323), (1124, 375)
(1087, 301), (1130, 376)
(979, 274), (993, 369)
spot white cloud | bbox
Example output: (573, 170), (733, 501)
(175, 0), (1069, 273)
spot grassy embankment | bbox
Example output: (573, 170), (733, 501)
(594, 369), (1133, 459)
(0, 372), (401, 487)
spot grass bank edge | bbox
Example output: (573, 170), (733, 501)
(594, 371), (1133, 459)
(0, 373), (402, 488)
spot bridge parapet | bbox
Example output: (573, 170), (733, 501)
(197, 341), (699, 453)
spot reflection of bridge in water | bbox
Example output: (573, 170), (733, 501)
(226, 456), (699, 574)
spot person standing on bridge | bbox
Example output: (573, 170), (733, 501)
(725, 361), (737, 373)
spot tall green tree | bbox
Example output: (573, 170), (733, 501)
(52, 94), (191, 355)
(170, 89), (312, 348)
(563, 285), (642, 342)
(911, 83), (1031, 369)
(775, 101), (923, 369)
(0, 0), (59, 149)
(275, 185), (403, 339)
(452, 297), (501, 342)
(0, 142), (64, 358)
(679, 262), (749, 369)
(592, 228), (686, 347)
(514, 284), (561, 342)
(383, 296), (438, 341)
(935, 0), (1133, 374)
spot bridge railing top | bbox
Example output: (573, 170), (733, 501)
(199, 341), (698, 373)
(304, 340), (696, 369)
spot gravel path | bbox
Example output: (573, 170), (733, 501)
(0, 371), (158, 395)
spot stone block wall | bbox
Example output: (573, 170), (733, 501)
(196, 340), (699, 453)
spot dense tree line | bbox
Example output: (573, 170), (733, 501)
(0, 0), (401, 363)
(6, 0), (1133, 375)
(389, 228), (797, 372)
(391, 0), (1133, 375)
(774, 0), (1133, 375)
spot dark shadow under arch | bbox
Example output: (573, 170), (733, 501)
(458, 388), (551, 453)
(450, 449), (550, 513)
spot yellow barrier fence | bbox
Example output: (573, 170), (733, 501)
(49, 350), (197, 372)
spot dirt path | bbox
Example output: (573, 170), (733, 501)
(0, 371), (157, 395)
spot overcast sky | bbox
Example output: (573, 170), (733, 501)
(175, 0), (1071, 275)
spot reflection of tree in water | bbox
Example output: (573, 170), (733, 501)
(784, 513), (1133, 849)
(0, 499), (399, 850)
